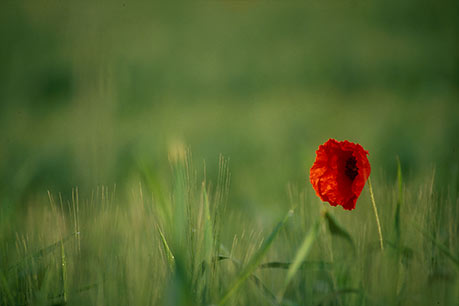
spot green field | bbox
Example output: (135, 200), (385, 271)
(0, 1), (458, 305)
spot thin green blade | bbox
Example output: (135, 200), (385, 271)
(218, 210), (293, 305)
(279, 219), (321, 301)
(324, 211), (355, 250)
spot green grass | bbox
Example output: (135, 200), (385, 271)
(0, 151), (457, 306)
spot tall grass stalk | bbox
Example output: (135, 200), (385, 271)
(394, 156), (403, 244)
(368, 178), (384, 251)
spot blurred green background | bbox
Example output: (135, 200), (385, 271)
(1, 0), (458, 212)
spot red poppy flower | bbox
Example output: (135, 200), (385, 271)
(310, 139), (371, 210)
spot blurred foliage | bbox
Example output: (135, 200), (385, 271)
(0, 0), (458, 211)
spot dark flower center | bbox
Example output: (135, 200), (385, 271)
(345, 156), (358, 181)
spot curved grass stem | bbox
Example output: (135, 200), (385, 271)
(368, 178), (384, 251)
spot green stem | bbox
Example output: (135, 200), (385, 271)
(368, 178), (384, 251)
(60, 240), (68, 303)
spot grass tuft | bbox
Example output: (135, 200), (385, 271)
(0, 153), (457, 305)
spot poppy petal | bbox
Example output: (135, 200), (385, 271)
(310, 139), (371, 211)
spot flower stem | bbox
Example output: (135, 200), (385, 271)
(368, 178), (384, 251)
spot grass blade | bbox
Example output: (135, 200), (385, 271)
(7, 232), (79, 273)
(323, 211), (354, 250)
(315, 288), (361, 306)
(60, 240), (68, 303)
(166, 260), (193, 306)
(202, 183), (214, 266)
(217, 249), (279, 305)
(0, 270), (14, 305)
(218, 210), (293, 305)
(394, 156), (403, 243)
(278, 219), (321, 302)
(248, 274), (279, 305)
(258, 261), (332, 270)
(157, 225), (176, 271)
(421, 230), (459, 267)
